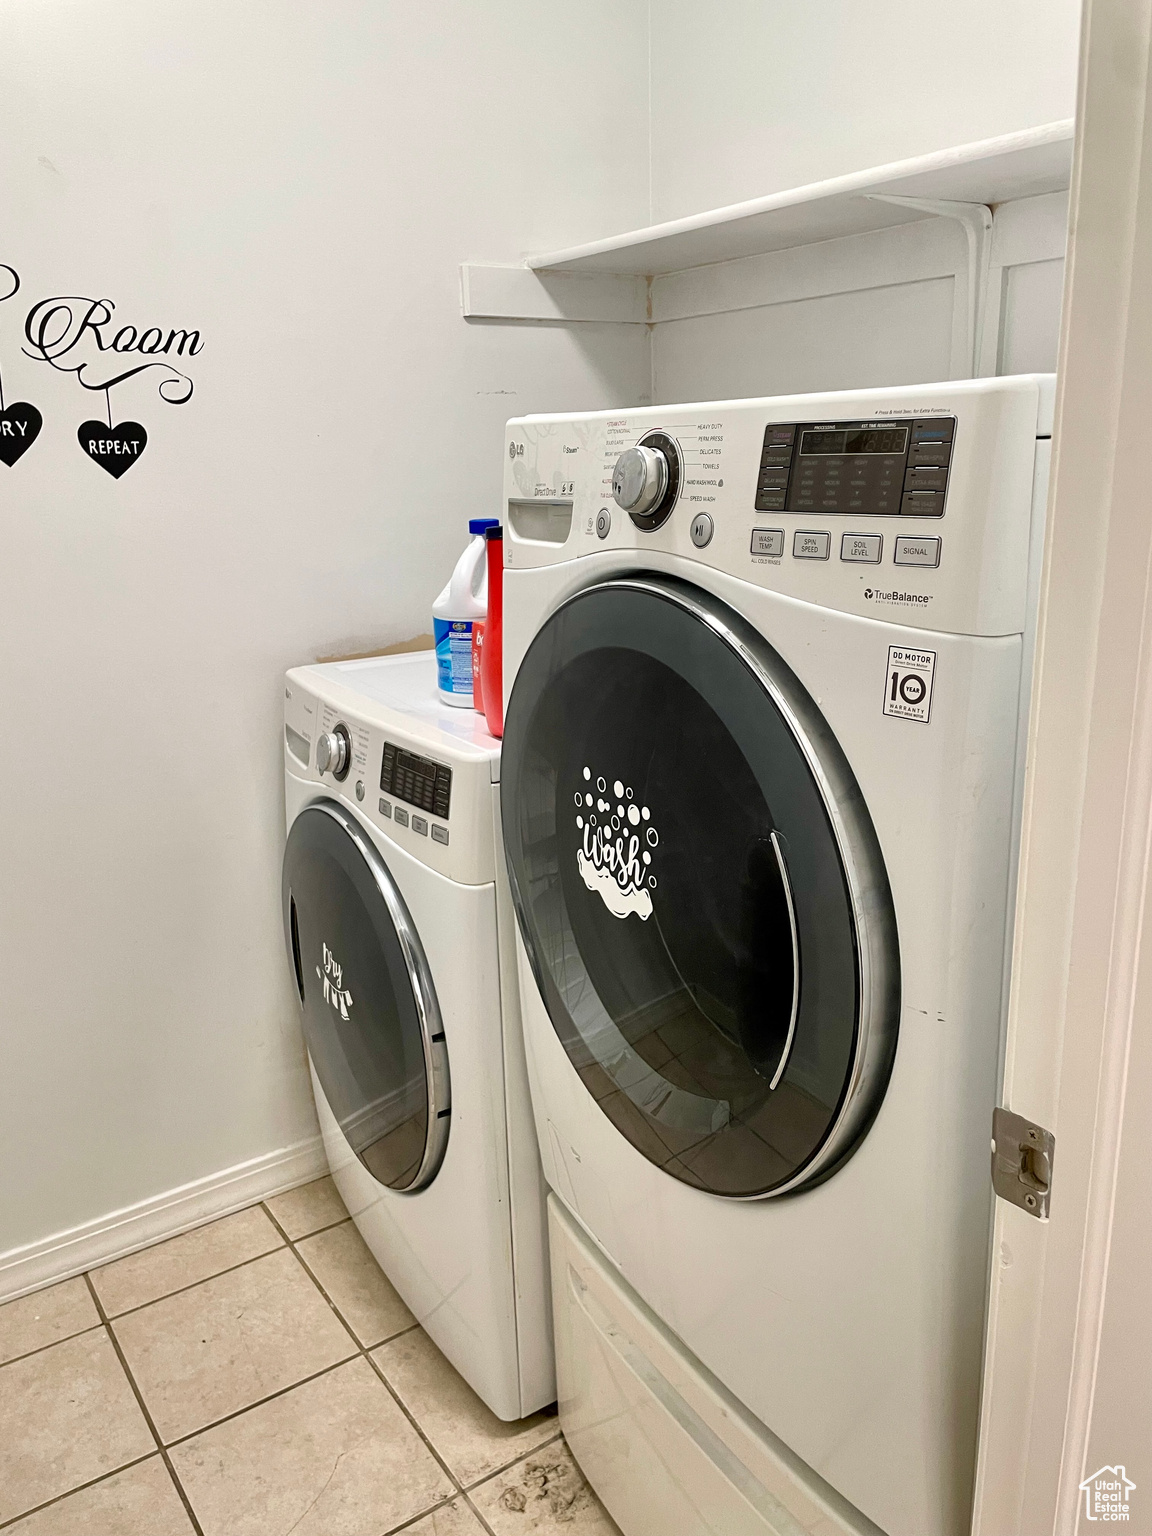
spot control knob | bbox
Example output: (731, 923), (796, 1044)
(611, 445), (668, 516)
(316, 725), (351, 780)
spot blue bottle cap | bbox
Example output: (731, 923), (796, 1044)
(469, 517), (499, 535)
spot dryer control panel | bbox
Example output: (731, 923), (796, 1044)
(283, 655), (499, 888)
(380, 741), (452, 820)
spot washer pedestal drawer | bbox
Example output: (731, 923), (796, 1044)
(548, 1197), (881, 1536)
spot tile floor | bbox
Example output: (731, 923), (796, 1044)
(0, 1178), (622, 1536)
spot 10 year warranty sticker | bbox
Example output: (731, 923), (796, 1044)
(884, 646), (936, 723)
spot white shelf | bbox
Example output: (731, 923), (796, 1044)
(527, 121), (1073, 277)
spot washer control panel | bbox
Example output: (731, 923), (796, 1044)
(503, 377), (1052, 637)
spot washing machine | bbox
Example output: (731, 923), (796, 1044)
(281, 651), (553, 1420)
(498, 377), (1054, 1535)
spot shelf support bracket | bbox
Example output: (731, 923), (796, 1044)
(865, 195), (994, 377)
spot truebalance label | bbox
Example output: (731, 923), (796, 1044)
(884, 646), (936, 723)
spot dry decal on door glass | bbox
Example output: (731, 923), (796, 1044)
(22, 285), (202, 477)
(575, 766), (658, 920)
(0, 266), (43, 467)
(316, 943), (354, 1020)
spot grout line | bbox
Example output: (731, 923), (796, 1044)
(0, 1321), (105, 1371)
(281, 1213), (353, 1243)
(97, 1242), (287, 1321)
(382, 1493), (483, 1536)
(161, 1354), (360, 1450)
(460, 1493), (501, 1536)
(82, 1273), (207, 1536)
(460, 1429), (565, 1494)
(0, 1451), (159, 1531)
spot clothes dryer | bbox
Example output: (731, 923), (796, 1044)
(282, 652), (553, 1419)
(498, 378), (1053, 1534)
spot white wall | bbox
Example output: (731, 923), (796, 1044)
(646, 1), (1079, 406)
(648, 0), (1083, 223)
(0, 0), (649, 1279)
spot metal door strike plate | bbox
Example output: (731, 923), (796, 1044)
(992, 1106), (1055, 1219)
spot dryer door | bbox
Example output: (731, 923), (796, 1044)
(283, 800), (450, 1192)
(501, 575), (899, 1198)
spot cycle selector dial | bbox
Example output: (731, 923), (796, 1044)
(316, 724), (351, 781)
(612, 446), (667, 515)
(610, 431), (681, 532)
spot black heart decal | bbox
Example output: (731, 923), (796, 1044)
(78, 420), (147, 478)
(0, 402), (43, 467)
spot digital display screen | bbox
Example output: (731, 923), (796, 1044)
(799, 426), (909, 457)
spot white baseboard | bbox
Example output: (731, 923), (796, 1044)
(0, 1135), (329, 1304)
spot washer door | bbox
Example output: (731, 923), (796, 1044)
(501, 575), (899, 1198)
(282, 800), (450, 1192)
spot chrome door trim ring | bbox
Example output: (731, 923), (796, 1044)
(537, 573), (900, 1198)
(767, 831), (801, 1092)
(301, 797), (451, 1192)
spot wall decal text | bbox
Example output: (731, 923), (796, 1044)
(79, 419), (148, 479)
(0, 266), (44, 468)
(2, 262), (203, 479)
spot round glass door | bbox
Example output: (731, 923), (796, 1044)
(283, 800), (450, 1192)
(501, 575), (899, 1198)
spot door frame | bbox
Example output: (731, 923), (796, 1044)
(973, 1), (1152, 1529)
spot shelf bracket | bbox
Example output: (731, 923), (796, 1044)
(864, 195), (994, 377)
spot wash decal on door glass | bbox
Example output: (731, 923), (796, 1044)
(0, 259), (202, 477)
(575, 766), (658, 920)
(316, 943), (354, 1021)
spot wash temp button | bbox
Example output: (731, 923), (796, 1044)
(793, 531), (830, 560)
(894, 535), (942, 568)
(751, 528), (784, 557)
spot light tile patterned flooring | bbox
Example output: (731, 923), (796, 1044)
(0, 1179), (621, 1536)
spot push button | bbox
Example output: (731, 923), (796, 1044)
(904, 464), (948, 491)
(900, 490), (944, 517)
(894, 535), (941, 567)
(793, 531), (830, 560)
(840, 533), (882, 563)
(411, 816), (428, 836)
(751, 528), (784, 556)
(394, 807), (410, 827)
(378, 798), (392, 818)
(911, 417), (955, 442)
(431, 824), (449, 845)
(689, 513), (714, 548)
(595, 507), (611, 539)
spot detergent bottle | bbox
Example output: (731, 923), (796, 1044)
(480, 524), (504, 737)
(432, 518), (497, 707)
